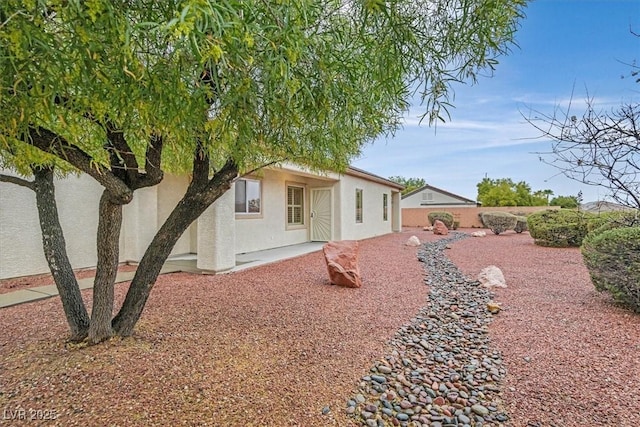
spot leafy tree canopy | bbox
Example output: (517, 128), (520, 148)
(1, 0), (526, 177)
(388, 176), (426, 195)
(550, 195), (579, 209)
(476, 177), (552, 207)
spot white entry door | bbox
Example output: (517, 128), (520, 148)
(310, 188), (332, 241)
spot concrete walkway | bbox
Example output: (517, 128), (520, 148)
(0, 242), (324, 309)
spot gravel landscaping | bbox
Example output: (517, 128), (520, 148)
(446, 230), (640, 427)
(1, 229), (638, 426)
(346, 233), (508, 426)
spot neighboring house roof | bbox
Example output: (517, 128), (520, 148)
(402, 184), (477, 205)
(345, 166), (404, 191)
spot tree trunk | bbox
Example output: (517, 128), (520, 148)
(32, 167), (90, 341)
(112, 162), (237, 336)
(87, 191), (122, 343)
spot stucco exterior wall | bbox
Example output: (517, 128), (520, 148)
(0, 171), (102, 279)
(336, 174), (399, 241)
(1, 165), (402, 279)
(234, 168), (335, 254)
(121, 185), (158, 262)
(197, 190), (236, 272)
(0, 170), (196, 279)
(402, 206), (561, 228)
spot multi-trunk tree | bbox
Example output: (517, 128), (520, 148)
(0, 0), (526, 343)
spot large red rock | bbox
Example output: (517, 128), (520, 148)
(433, 220), (449, 235)
(322, 240), (362, 288)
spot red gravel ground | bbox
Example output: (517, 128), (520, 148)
(447, 230), (640, 427)
(0, 229), (638, 426)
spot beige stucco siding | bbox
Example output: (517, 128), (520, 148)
(234, 168), (335, 254)
(121, 185), (158, 262)
(1, 165), (401, 279)
(0, 171), (102, 279)
(0, 171), (195, 279)
(336, 174), (398, 241)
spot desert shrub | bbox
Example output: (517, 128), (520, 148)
(452, 221), (460, 230)
(527, 209), (594, 247)
(480, 212), (517, 235)
(478, 212), (486, 227)
(428, 211), (454, 228)
(587, 210), (640, 233)
(581, 226), (640, 313)
(514, 215), (528, 233)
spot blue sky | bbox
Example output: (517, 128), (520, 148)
(351, 0), (640, 203)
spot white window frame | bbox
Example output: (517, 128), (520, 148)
(286, 184), (305, 228)
(383, 193), (388, 221)
(355, 188), (363, 223)
(235, 178), (262, 218)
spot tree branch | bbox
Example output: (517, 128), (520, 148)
(239, 158), (288, 179)
(105, 121), (139, 185)
(0, 174), (35, 190)
(132, 133), (164, 190)
(191, 140), (210, 190)
(526, 95), (639, 210)
(27, 126), (133, 204)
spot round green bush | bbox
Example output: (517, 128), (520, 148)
(514, 215), (528, 233)
(581, 226), (640, 313)
(428, 211), (454, 228)
(587, 210), (639, 233)
(527, 209), (594, 247)
(480, 212), (517, 235)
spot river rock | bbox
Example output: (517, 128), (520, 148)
(477, 265), (507, 288)
(406, 235), (421, 246)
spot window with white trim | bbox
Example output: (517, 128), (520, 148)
(287, 185), (304, 225)
(235, 179), (261, 214)
(355, 188), (363, 223)
(383, 193), (388, 221)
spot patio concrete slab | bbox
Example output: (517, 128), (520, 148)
(26, 285), (59, 296)
(232, 242), (324, 272)
(0, 289), (52, 308)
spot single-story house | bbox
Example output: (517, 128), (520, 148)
(401, 184), (479, 208)
(0, 164), (403, 279)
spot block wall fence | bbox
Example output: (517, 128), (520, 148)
(402, 206), (561, 228)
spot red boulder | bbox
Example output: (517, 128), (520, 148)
(433, 220), (449, 235)
(322, 240), (362, 288)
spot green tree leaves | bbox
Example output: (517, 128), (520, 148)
(476, 177), (554, 207)
(389, 176), (426, 195)
(550, 195), (579, 209)
(1, 0), (526, 178)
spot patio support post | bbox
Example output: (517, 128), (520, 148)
(197, 187), (236, 272)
